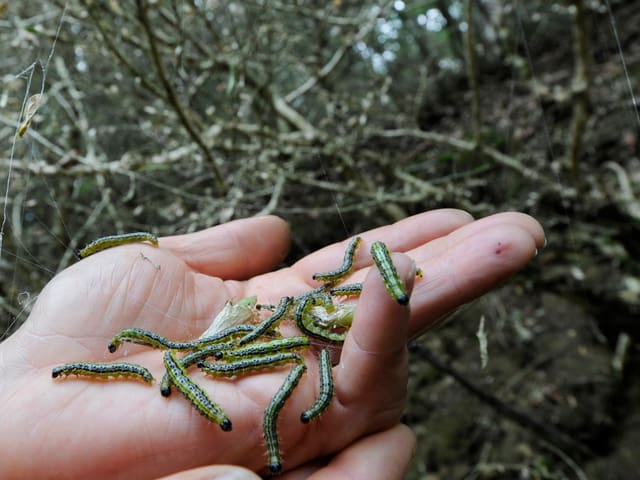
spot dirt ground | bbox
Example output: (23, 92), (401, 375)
(403, 280), (639, 480)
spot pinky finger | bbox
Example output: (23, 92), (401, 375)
(280, 424), (416, 480)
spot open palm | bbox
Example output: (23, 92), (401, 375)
(0, 209), (544, 479)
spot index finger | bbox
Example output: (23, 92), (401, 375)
(334, 253), (415, 415)
(160, 216), (291, 279)
(292, 209), (473, 281)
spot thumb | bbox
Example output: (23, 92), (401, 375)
(158, 465), (261, 480)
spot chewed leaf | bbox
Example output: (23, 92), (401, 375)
(18, 93), (43, 137)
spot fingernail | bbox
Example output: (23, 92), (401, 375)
(403, 259), (418, 298)
(409, 259), (418, 281)
(212, 471), (258, 480)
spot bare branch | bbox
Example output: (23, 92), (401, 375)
(135, 0), (228, 195)
(463, 0), (481, 145)
(285, 7), (381, 103)
(567, 0), (592, 187)
(375, 128), (557, 189)
(256, 173), (286, 216)
(411, 342), (595, 459)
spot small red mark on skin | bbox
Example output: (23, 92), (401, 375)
(494, 242), (504, 255)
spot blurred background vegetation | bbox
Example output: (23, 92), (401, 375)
(1, 0), (639, 478)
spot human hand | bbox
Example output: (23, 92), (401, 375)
(0, 209), (544, 479)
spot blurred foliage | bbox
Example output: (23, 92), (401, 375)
(1, 0), (640, 478)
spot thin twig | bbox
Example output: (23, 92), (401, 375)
(135, 0), (228, 195)
(567, 0), (592, 188)
(82, 2), (166, 99)
(285, 6), (381, 103)
(464, 0), (481, 146)
(375, 128), (557, 188)
(56, 186), (111, 272)
(411, 343), (595, 459)
(256, 173), (286, 216)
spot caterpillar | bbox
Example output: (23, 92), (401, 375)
(312, 236), (362, 285)
(370, 241), (409, 305)
(237, 296), (292, 346)
(158, 341), (236, 397)
(294, 296), (347, 344)
(163, 349), (232, 431)
(76, 232), (159, 259)
(109, 325), (255, 354)
(157, 327), (283, 396)
(292, 285), (330, 304)
(51, 362), (154, 383)
(109, 328), (190, 353)
(300, 348), (334, 423)
(220, 336), (310, 360)
(329, 282), (363, 297)
(198, 352), (304, 378)
(263, 363), (307, 474)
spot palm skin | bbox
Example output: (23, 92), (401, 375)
(0, 209), (544, 479)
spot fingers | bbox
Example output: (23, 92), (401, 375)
(293, 209), (474, 280)
(160, 216), (291, 280)
(343, 253), (415, 355)
(358, 208), (475, 251)
(161, 424), (416, 480)
(334, 253), (414, 412)
(408, 216), (544, 337)
(414, 211), (545, 260)
(305, 424), (415, 480)
(157, 465), (260, 480)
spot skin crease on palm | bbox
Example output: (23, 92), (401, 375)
(0, 209), (545, 479)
